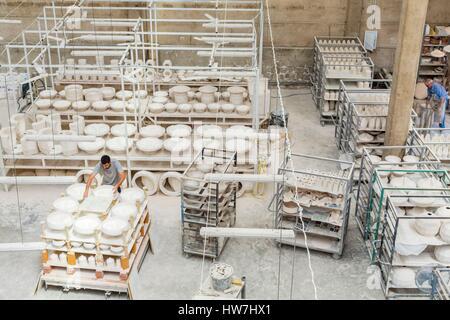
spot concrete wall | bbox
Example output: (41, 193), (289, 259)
(352, 0), (450, 70)
(1, 0), (450, 83)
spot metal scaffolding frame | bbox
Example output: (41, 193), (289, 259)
(3, 0), (266, 131)
(0, 0), (268, 185)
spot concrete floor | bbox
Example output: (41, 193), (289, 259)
(0, 89), (384, 300)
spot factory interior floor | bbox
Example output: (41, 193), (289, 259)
(0, 88), (385, 300)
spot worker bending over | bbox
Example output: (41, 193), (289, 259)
(425, 79), (449, 128)
(84, 155), (127, 198)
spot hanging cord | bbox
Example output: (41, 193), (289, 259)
(4, 75), (25, 243)
(265, 0), (318, 300)
(199, 0), (230, 292)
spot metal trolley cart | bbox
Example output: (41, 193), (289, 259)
(181, 148), (238, 258)
(274, 153), (354, 259)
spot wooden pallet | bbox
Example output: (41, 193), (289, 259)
(36, 232), (152, 298)
(36, 200), (153, 298)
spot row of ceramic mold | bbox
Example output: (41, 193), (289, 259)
(414, 129), (450, 161)
(42, 184), (150, 275)
(0, 113), (272, 163)
(56, 59), (190, 83)
(133, 162), (252, 198)
(33, 84), (252, 115)
(348, 92), (390, 104)
(378, 195), (450, 299)
(325, 65), (372, 79)
(285, 168), (349, 196)
(354, 146), (444, 262)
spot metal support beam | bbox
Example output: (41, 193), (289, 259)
(0, 176), (76, 185)
(204, 173), (284, 183)
(200, 227), (295, 239)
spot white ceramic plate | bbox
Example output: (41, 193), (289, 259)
(84, 123), (110, 137)
(46, 212), (73, 231)
(93, 185), (115, 198)
(73, 215), (101, 236)
(136, 137), (163, 153)
(111, 123), (137, 137)
(78, 137), (105, 154)
(106, 137), (134, 152)
(140, 125), (165, 138)
(101, 217), (129, 237)
(110, 202), (138, 221)
(53, 197), (79, 213)
(66, 183), (88, 201)
(166, 124), (192, 138)
(121, 188), (146, 204)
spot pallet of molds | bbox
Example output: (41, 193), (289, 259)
(37, 198), (153, 298)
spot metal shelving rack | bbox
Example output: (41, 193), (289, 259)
(378, 194), (450, 299)
(433, 268), (450, 300)
(311, 36), (372, 126)
(335, 79), (392, 158)
(274, 153), (354, 259)
(417, 24), (449, 90)
(0, 0), (269, 184)
(181, 148), (237, 258)
(354, 145), (443, 261)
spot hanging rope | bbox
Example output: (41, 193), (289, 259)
(199, 0), (230, 293)
(4, 75), (25, 244)
(265, 0), (319, 300)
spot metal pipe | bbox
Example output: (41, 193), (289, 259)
(0, 176), (77, 185)
(23, 135), (96, 142)
(200, 227), (295, 239)
(0, 19), (22, 24)
(71, 50), (126, 57)
(197, 51), (254, 57)
(204, 173), (284, 183)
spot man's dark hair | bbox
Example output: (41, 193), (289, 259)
(101, 155), (111, 164)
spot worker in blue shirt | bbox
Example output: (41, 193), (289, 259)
(425, 79), (449, 128)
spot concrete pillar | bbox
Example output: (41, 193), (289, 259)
(385, 0), (429, 151)
(345, 0), (363, 37)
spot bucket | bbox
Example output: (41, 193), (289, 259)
(270, 110), (289, 127)
(210, 263), (233, 291)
